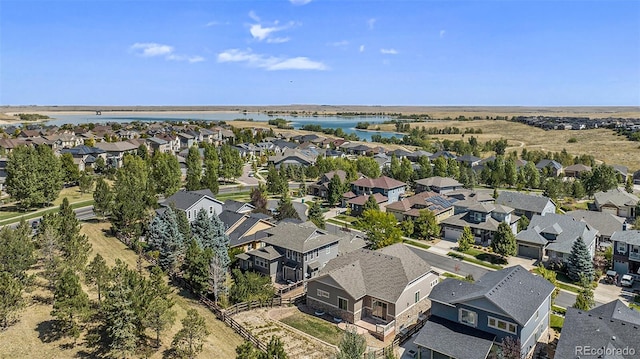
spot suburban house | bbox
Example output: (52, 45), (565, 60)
(177, 132), (196, 149)
(563, 163), (592, 178)
(145, 137), (171, 153)
(495, 191), (556, 220)
(385, 191), (457, 222)
(515, 213), (598, 261)
(342, 176), (406, 215)
(59, 145), (107, 172)
(94, 141), (139, 168)
(566, 209), (625, 247)
(236, 222), (360, 283)
(440, 202), (519, 246)
(414, 176), (463, 194)
(306, 244), (440, 340)
(594, 188), (639, 219)
(610, 230), (640, 278)
(414, 265), (555, 359)
(308, 170), (351, 199)
(555, 300), (640, 359)
(535, 159), (564, 177)
(222, 199), (256, 214)
(455, 154), (482, 168)
(160, 189), (224, 222)
(268, 148), (319, 168)
(219, 210), (275, 252)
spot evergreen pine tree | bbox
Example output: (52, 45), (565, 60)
(258, 336), (288, 359)
(573, 275), (595, 311)
(308, 201), (326, 229)
(0, 272), (24, 329)
(182, 239), (212, 295)
(209, 213), (230, 301)
(85, 253), (110, 305)
(190, 208), (214, 248)
(171, 309), (210, 359)
(51, 268), (89, 340)
(363, 194), (380, 212)
(567, 238), (595, 282)
(147, 207), (185, 274)
(58, 197), (92, 273)
(337, 326), (367, 359)
(274, 194), (300, 221)
(458, 226), (474, 252)
(93, 177), (113, 220)
(104, 260), (137, 358)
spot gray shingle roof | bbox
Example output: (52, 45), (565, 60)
(429, 265), (555, 326)
(519, 213), (598, 255)
(566, 210), (625, 238)
(555, 302), (640, 359)
(246, 245), (282, 260)
(413, 316), (495, 359)
(262, 222), (342, 253)
(162, 189), (222, 211)
(610, 230), (640, 246)
(495, 191), (554, 214)
(595, 188), (639, 208)
(219, 210), (246, 230)
(315, 244), (433, 303)
(414, 176), (462, 189)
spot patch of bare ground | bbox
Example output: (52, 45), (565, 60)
(376, 119), (640, 171)
(0, 221), (242, 359)
(233, 307), (338, 359)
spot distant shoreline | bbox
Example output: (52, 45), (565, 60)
(1, 105), (639, 123)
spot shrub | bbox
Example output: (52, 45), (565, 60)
(568, 137), (578, 143)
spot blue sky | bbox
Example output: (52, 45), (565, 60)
(1, 0), (638, 106)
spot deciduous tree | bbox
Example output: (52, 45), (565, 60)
(112, 155), (155, 240)
(457, 226), (474, 252)
(93, 177), (113, 220)
(151, 151), (182, 196)
(360, 210), (402, 249)
(491, 222), (517, 258)
(414, 210), (440, 241)
(308, 201), (325, 229)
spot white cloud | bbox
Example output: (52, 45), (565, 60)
(380, 48), (398, 55)
(328, 40), (349, 47)
(217, 49), (327, 71)
(130, 43), (204, 63)
(289, 0), (312, 5)
(130, 43), (173, 57)
(367, 18), (376, 30)
(205, 21), (229, 27)
(359, 45), (365, 53)
(248, 12), (296, 43)
(248, 11), (261, 22)
(440, 30), (446, 38)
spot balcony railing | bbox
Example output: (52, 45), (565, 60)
(629, 252), (640, 262)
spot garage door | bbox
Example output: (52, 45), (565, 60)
(518, 244), (539, 259)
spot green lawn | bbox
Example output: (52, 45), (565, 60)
(335, 214), (358, 223)
(403, 238), (431, 250)
(456, 248), (508, 266)
(552, 305), (567, 315)
(279, 312), (343, 346)
(447, 252), (503, 270)
(0, 199), (94, 226)
(215, 191), (251, 202)
(630, 303), (640, 311)
(550, 314), (564, 332)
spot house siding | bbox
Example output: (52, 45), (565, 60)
(393, 272), (438, 330)
(306, 280), (359, 323)
(185, 197), (223, 222)
(519, 295), (551, 356)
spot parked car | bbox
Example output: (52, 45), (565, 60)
(620, 274), (634, 287)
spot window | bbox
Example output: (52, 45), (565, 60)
(209, 206), (213, 214)
(431, 279), (439, 287)
(326, 246), (331, 254)
(618, 242), (627, 254)
(459, 308), (477, 327)
(286, 249), (292, 259)
(414, 291), (420, 304)
(187, 211), (191, 219)
(338, 297), (348, 311)
(488, 316), (517, 334)
(317, 289), (330, 298)
(255, 258), (268, 268)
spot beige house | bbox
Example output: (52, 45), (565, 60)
(306, 243), (439, 340)
(594, 188), (639, 219)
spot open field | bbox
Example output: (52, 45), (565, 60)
(2, 105), (640, 119)
(0, 221), (243, 359)
(375, 119), (640, 170)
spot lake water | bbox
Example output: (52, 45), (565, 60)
(43, 112), (401, 142)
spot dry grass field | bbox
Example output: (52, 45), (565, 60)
(0, 221), (243, 359)
(375, 119), (640, 171)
